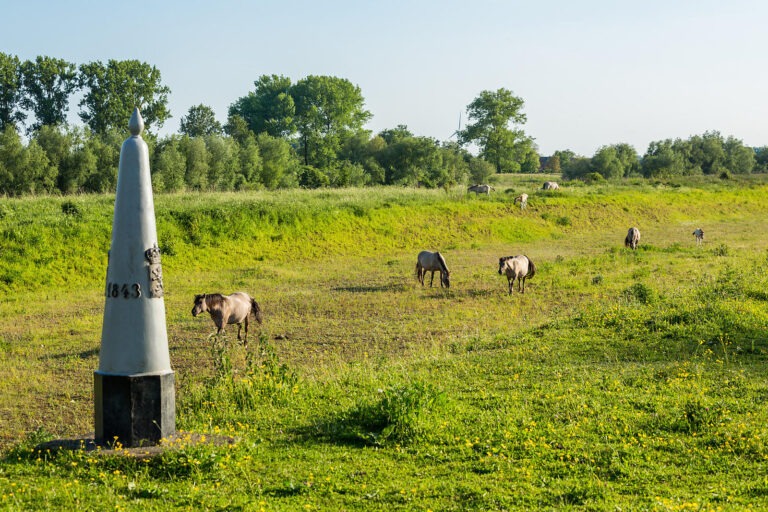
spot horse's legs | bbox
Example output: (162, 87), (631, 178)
(243, 317), (249, 347)
(429, 271), (435, 287)
(520, 277), (525, 293)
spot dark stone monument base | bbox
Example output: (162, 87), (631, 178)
(94, 371), (175, 447)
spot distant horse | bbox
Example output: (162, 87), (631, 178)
(415, 250), (451, 288)
(468, 184), (495, 195)
(542, 181), (560, 191)
(514, 193), (528, 209)
(498, 255), (536, 294)
(192, 292), (263, 347)
(625, 227), (640, 250)
(692, 228), (704, 245)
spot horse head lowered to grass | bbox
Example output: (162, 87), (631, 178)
(192, 292), (263, 347)
(415, 250), (451, 288)
(468, 184), (495, 195)
(625, 227), (641, 250)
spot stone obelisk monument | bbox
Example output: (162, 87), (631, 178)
(94, 108), (175, 447)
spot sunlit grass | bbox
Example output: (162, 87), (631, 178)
(2, 175), (768, 509)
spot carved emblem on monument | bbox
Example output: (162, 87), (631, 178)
(144, 243), (164, 298)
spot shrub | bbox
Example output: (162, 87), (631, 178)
(622, 282), (657, 305)
(583, 172), (606, 184)
(61, 200), (81, 217)
(713, 243), (729, 257)
(349, 381), (444, 445)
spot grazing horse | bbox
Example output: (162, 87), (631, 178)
(468, 184), (495, 195)
(625, 227), (640, 250)
(514, 193), (528, 209)
(498, 255), (536, 294)
(542, 181), (560, 191)
(192, 292), (263, 347)
(415, 250), (451, 288)
(692, 228), (704, 245)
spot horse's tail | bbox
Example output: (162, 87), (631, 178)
(250, 298), (264, 325)
(526, 257), (536, 279)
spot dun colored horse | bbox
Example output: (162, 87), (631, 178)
(514, 193), (528, 209)
(498, 255), (536, 294)
(542, 181), (559, 190)
(468, 184), (495, 195)
(192, 292), (263, 347)
(625, 227), (640, 250)
(416, 251), (451, 288)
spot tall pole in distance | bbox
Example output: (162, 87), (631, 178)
(94, 108), (175, 447)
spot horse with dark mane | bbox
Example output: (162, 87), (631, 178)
(625, 227), (640, 250)
(468, 184), (495, 195)
(498, 255), (536, 294)
(692, 228), (704, 245)
(514, 193), (528, 209)
(415, 250), (451, 288)
(192, 292), (263, 347)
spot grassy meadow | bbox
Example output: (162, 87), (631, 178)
(1, 174), (768, 510)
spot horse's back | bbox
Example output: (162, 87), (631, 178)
(417, 250), (436, 266)
(501, 255), (527, 276)
(225, 292), (253, 320)
(417, 250), (448, 272)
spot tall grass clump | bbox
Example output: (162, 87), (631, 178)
(314, 380), (446, 447)
(181, 335), (297, 423)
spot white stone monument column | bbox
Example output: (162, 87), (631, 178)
(94, 108), (175, 447)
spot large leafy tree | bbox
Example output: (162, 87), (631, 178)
(228, 74), (295, 138)
(591, 143), (639, 179)
(459, 88), (530, 173)
(291, 75), (372, 168)
(78, 59), (171, 135)
(0, 53), (25, 130)
(152, 136), (186, 192)
(686, 131), (726, 174)
(256, 132), (299, 189)
(724, 135), (755, 174)
(641, 140), (686, 178)
(180, 104), (222, 137)
(378, 125), (413, 145)
(20, 56), (78, 132)
(377, 135), (441, 185)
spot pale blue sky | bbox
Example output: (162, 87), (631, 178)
(3, 0), (767, 155)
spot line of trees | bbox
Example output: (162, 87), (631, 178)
(2, 52), (539, 196)
(3, 51), (767, 197)
(546, 132), (768, 180)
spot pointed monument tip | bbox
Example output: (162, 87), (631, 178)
(129, 108), (144, 136)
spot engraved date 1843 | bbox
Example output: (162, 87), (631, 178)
(106, 282), (142, 299)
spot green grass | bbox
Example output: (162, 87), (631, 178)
(2, 175), (768, 510)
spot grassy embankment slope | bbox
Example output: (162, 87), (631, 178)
(1, 174), (768, 510)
